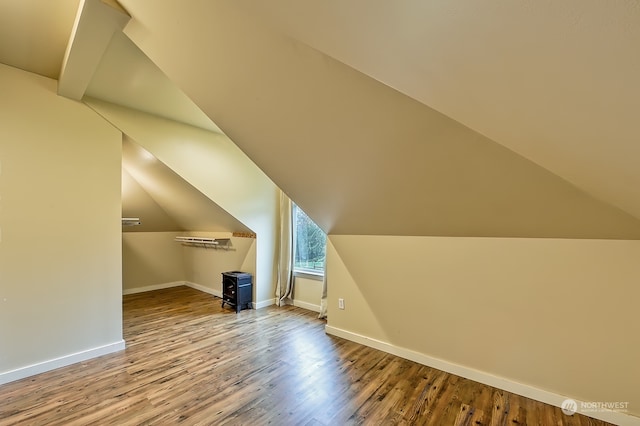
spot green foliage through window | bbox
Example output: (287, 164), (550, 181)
(293, 204), (326, 273)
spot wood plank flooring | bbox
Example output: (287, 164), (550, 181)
(0, 286), (613, 425)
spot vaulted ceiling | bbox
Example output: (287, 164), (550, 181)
(2, 0), (639, 238)
(239, 0), (640, 222)
(0, 0), (79, 79)
(122, 137), (251, 233)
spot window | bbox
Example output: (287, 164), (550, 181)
(293, 204), (326, 275)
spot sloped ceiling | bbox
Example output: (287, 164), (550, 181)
(233, 0), (640, 223)
(86, 31), (222, 133)
(118, 0), (640, 238)
(122, 167), (181, 232)
(0, 0), (80, 79)
(122, 137), (252, 234)
(2, 1), (640, 239)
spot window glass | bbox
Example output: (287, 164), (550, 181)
(293, 204), (326, 274)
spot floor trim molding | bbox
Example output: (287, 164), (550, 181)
(293, 299), (321, 313)
(325, 325), (639, 426)
(186, 282), (272, 311)
(253, 298), (275, 309)
(184, 281), (222, 298)
(0, 340), (126, 386)
(124, 281), (275, 311)
(122, 281), (185, 295)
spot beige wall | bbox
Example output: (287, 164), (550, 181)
(122, 168), (182, 232)
(0, 64), (122, 374)
(122, 232), (184, 291)
(240, 238), (257, 278)
(122, 231), (256, 298)
(86, 99), (280, 307)
(182, 234), (255, 295)
(292, 276), (323, 312)
(327, 235), (640, 416)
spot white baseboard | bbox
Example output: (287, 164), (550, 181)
(184, 281), (222, 298)
(122, 281), (185, 295)
(191, 285), (273, 310)
(325, 326), (639, 426)
(293, 299), (321, 313)
(253, 298), (275, 309)
(0, 340), (125, 386)
(187, 282), (271, 312)
(124, 281), (270, 309)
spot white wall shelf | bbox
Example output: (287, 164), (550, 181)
(122, 217), (141, 226)
(174, 236), (231, 250)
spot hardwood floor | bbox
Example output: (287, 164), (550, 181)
(0, 286), (612, 425)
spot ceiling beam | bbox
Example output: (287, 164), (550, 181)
(58, 0), (129, 100)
